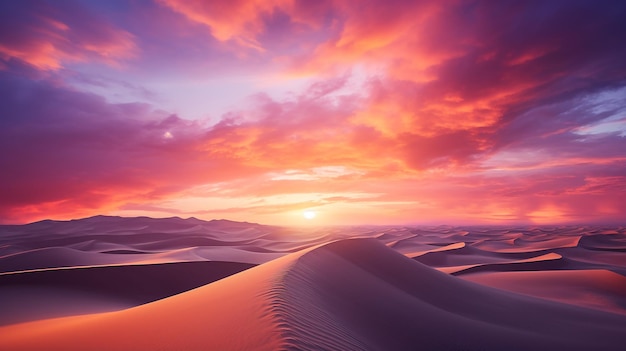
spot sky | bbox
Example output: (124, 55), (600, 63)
(1, 0), (626, 226)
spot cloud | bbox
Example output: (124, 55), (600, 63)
(0, 68), (368, 222)
(1, 0), (626, 224)
(158, 0), (334, 52)
(0, 71), (208, 221)
(0, 1), (137, 70)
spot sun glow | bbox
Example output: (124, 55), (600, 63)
(303, 210), (317, 220)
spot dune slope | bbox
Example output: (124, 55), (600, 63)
(278, 239), (626, 350)
(1, 238), (625, 350)
(0, 260), (254, 325)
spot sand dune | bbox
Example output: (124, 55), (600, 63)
(461, 269), (626, 315)
(470, 234), (581, 253)
(1, 218), (625, 349)
(277, 239), (626, 350)
(0, 245), (295, 350)
(1, 238), (625, 350)
(0, 216), (291, 272)
(439, 252), (564, 274)
(578, 233), (626, 251)
(0, 260), (254, 325)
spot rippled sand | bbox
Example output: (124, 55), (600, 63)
(1, 216), (625, 350)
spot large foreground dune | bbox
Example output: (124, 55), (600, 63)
(1, 217), (625, 350)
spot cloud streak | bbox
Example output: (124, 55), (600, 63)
(1, 0), (625, 225)
(0, 1), (136, 70)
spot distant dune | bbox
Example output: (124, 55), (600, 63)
(1, 217), (625, 350)
(0, 260), (254, 326)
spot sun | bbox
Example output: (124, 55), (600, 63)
(303, 210), (317, 220)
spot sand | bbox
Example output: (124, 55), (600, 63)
(0, 217), (625, 350)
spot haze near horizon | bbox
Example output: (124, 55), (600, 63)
(1, 0), (625, 226)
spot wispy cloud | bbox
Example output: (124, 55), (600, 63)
(1, 0), (625, 224)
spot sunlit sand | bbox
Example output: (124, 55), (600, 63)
(1, 216), (625, 350)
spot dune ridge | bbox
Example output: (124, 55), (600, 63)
(270, 239), (626, 350)
(1, 238), (626, 350)
(0, 260), (254, 325)
(1, 218), (626, 350)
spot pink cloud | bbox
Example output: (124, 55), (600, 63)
(1, 0), (626, 225)
(0, 2), (136, 70)
(158, 0), (334, 54)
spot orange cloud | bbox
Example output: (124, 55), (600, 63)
(0, 2), (136, 70)
(2, 0), (626, 225)
(159, 0), (331, 52)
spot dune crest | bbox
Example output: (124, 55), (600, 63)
(2, 238), (625, 350)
